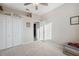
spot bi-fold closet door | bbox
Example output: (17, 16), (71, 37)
(5, 15), (13, 48)
(0, 15), (6, 50)
(6, 16), (22, 48)
(12, 16), (22, 47)
(0, 14), (22, 50)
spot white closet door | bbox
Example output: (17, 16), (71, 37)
(39, 26), (44, 40)
(44, 23), (52, 40)
(0, 15), (23, 50)
(6, 16), (13, 48)
(36, 22), (40, 40)
(0, 15), (6, 50)
(13, 17), (22, 46)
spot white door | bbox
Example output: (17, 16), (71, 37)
(13, 17), (22, 46)
(39, 22), (52, 40)
(44, 23), (52, 40)
(39, 26), (44, 40)
(36, 22), (40, 40)
(0, 15), (6, 49)
(6, 16), (13, 48)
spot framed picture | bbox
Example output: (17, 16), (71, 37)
(70, 16), (79, 25)
(26, 22), (30, 27)
(0, 6), (3, 11)
(26, 12), (32, 18)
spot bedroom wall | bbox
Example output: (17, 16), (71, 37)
(41, 3), (79, 44)
(22, 18), (37, 44)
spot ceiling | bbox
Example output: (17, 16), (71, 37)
(1, 3), (64, 15)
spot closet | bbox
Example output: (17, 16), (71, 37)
(0, 14), (23, 50)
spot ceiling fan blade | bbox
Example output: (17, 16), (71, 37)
(24, 3), (31, 5)
(40, 3), (48, 6)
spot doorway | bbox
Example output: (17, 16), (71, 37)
(33, 23), (37, 41)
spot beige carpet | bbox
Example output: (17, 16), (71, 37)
(0, 40), (66, 56)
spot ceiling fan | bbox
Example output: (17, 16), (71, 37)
(24, 3), (48, 10)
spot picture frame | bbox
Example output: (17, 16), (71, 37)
(70, 16), (79, 25)
(26, 22), (30, 27)
(26, 12), (32, 18)
(0, 6), (3, 11)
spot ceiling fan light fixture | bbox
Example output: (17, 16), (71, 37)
(24, 3), (48, 11)
(33, 3), (39, 6)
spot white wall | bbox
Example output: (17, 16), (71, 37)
(41, 3), (79, 44)
(22, 19), (34, 44)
